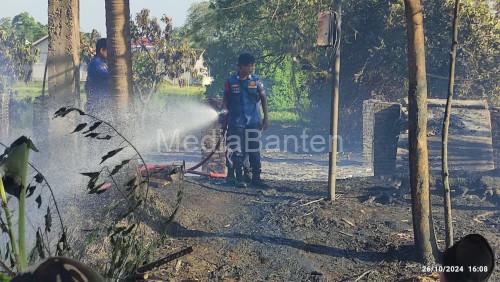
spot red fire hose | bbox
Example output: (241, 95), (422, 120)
(139, 115), (228, 179)
(185, 123), (227, 178)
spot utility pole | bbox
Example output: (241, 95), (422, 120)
(328, 2), (341, 201)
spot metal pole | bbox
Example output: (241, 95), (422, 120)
(328, 2), (341, 201)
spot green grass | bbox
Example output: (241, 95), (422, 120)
(12, 81), (304, 125)
(11, 81), (87, 102)
(12, 82), (44, 101)
(84, 230), (100, 247)
(268, 110), (302, 123)
(156, 82), (205, 96)
(11, 81), (205, 101)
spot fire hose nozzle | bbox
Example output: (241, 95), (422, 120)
(218, 109), (228, 116)
(218, 109), (229, 124)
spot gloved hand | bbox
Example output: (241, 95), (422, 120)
(218, 109), (228, 124)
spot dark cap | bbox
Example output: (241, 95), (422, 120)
(443, 234), (495, 282)
(238, 53), (255, 66)
(96, 38), (107, 53)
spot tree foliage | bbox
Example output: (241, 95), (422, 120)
(80, 29), (102, 65)
(0, 19), (39, 91)
(130, 9), (199, 102)
(261, 56), (310, 113)
(11, 12), (47, 43)
(186, 0), (499, 107)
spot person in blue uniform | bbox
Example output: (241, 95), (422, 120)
(223, 53), (269, 188)
(85, 38), (109, 113)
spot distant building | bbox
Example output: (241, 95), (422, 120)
(31, 36), (213, 86)
(175, 51), (214, 87)
(31, 35), (88, 82)
(193, 51), (214, 87)
(132, 38), (213, 87)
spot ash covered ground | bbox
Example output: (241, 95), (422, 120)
(136, 150), (499, 282)
(57, 121), (499, 282)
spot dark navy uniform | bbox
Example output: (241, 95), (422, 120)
(224, 73), (264, 180)
(85, 56), (109, 113)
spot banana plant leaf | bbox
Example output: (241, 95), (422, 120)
(0, 137), (38, 198)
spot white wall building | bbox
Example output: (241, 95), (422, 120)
(31, 35), (88, 82)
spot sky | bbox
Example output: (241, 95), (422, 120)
(1, 0), (203, 34)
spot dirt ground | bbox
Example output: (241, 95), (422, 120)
(61, 120), (498, 281)
(140, 154), (499, 282)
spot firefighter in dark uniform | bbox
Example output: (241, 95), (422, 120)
(85, 38), (109, 114)
(223, 53), (269, 188)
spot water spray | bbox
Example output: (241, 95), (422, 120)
(139, 107), (230, 180)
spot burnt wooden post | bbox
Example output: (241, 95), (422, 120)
(317, 2), (342, 201)
(327, 3), (342, 201)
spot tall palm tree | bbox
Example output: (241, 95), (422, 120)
(105, 0), (133, 114)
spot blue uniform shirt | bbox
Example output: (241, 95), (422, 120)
(225, 73), (264, 128)
(85, 56), (109, 97)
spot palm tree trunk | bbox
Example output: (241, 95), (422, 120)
(442, 0), (460, 249)
(403, 0), (438, 264)
(105, 0), (133, 114)
(47, 0), (81, 106)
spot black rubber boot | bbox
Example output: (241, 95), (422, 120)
(235, 169), (247, 188)
(236, 180), (247, 188)
(251, 172), (268, 188)
(243, 168), (252, 183)
(225, 175), (236, 186)
(225, 167), (235, 186)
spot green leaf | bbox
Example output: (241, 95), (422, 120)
(85, 132), (100, 139)
(72, 122), (88, 133)
(110, 159), (131, 176)
(0, 136), (36, 198)
(30, 229), (45, 262)
(83, 121), (103, 134)
(53, 107), (85, 118)
(44, 206), (52, 233)
(0, 272), (10, 282)
(53, 107), (68, 117)
(4, 243), (9, 261)
(0, 216), (7, 233)
(100, 148), (125, 164)
(34, 173), (44, 183)
(96, 135), (113, 140)
(81, 172), (101, 179)
(35, 194), (42, 208)
(26, 184), (36, 197)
